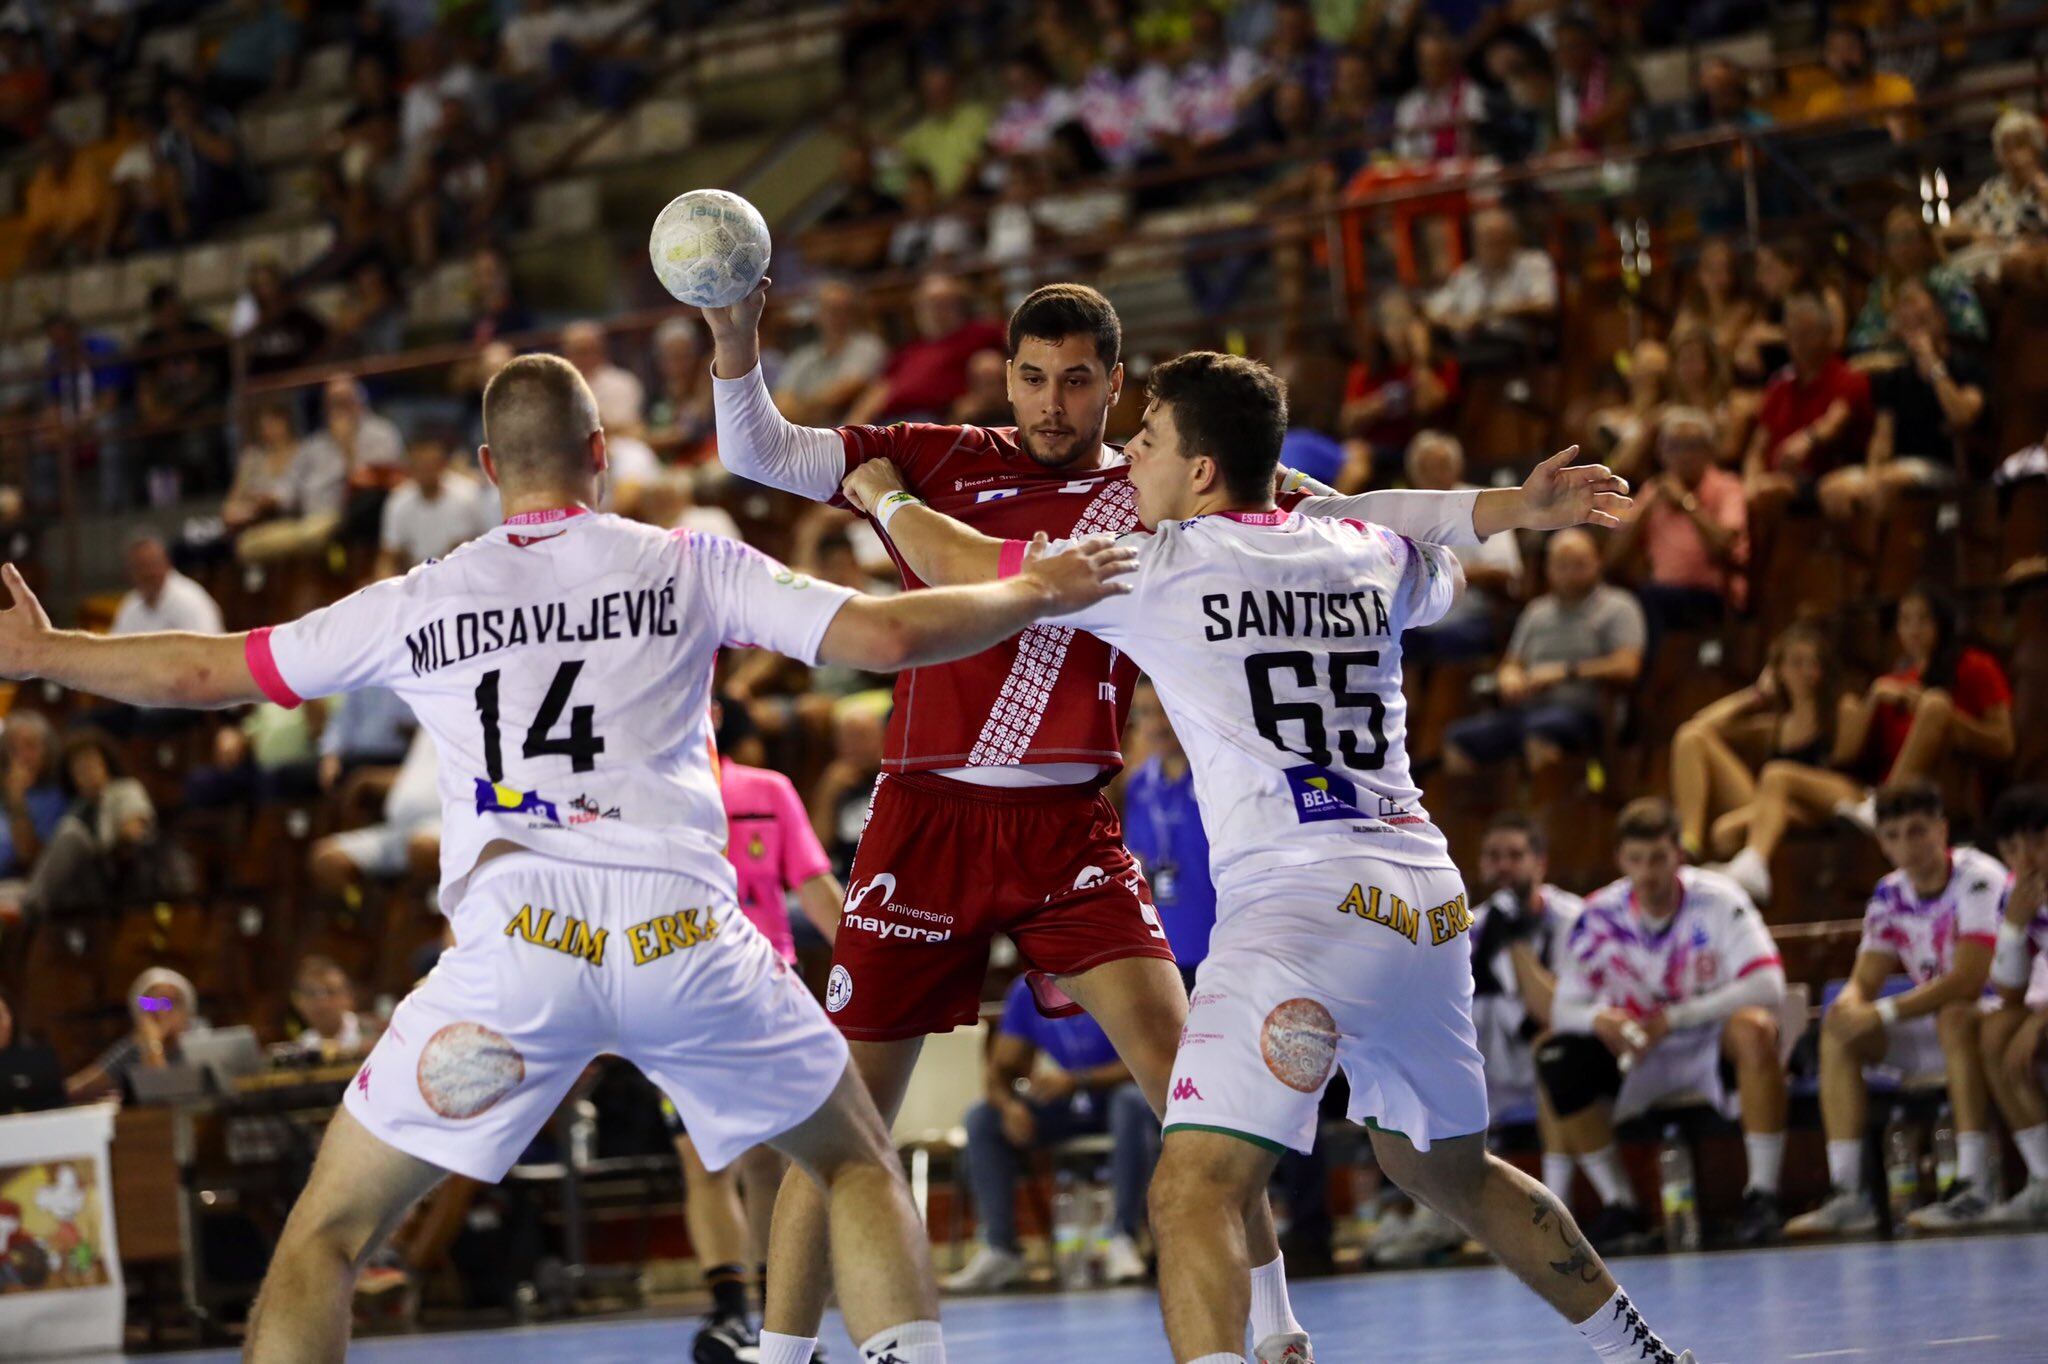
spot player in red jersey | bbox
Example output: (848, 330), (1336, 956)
(705, 277), (1623, 1364)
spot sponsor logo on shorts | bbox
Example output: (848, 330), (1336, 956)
(504, 903), (609, 966)
(625, 909), (720, 966)
(843, 873), (955, 942)
(1261, 998), (1339, 1093)
(826, 964), (853, 1013)
(1170, 1077), (1204, 1103)
(1334, 884), (1472, 947)
(474, 779), (560, 825)
(416, 1022), (525, 1120)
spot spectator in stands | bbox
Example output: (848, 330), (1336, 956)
(105, 102), (181, 253)
(1674, 237), (1758, 363)
(279, 955), (375, 1059)
(318, 686), (414, 795)
(1682, 56), (1772, 139)
(1736, 239), (1848, 381)
(773, 281), (888, 427)
(809, 690), (889, 878)
(375, 433), (493, 578)
(397, 30), (490, 156)
(0, 989), (61, 1113)
(946, 973), (1154, 1292)
(185, 696), (323, 810)
(235, 260), (329, 378)
(1397, 431), (1524, 663)
(1587, 338), (1669, 478)
(0, 27), (52, 153)
(1423, 207), (1558, 368)
(1476, 33), (1557, 165)
(21, 728), (183, 922)
(1335, 289), (1458, 489)
(1159, 6), (1265, 162)
(1800, 21), (1914, 139)
(218, 400), (307, 536)
(465, 244), (533, 347)
(1538, 798), (1790, 1249)
(113, 533), (222, 637)
(562, 320), (646, 434)
(845, 273), (1005, 425)
(206, 0), (303, 108)
(1394, 26), (1486, 161)
(949, 349), (1010, 426)
(39, 309), (130, 510)
(1822, 279), (1984, 521)
(1981, 785), (2048, 1226)
(0, 711), (63, 883)
(1121, 680), (1215, 983)
(65, 967), (199, 1104)
(302, 376), (406, 546)
(308, 725), (440, 898)
(811, 143), (902, 273)
(987, 47), (1077, 163)
(19, 132), (114, 268)
(1743, 293), (1873, 514)
(1866, 0), (1944, 93)
(894, 65), (991, 199)
(1445, 528), (1643, 774)
(886, 165), (976, 271)
(158, 79), (256, 234)
(1074, 24), (1172, 173)
(1946, 109), (2048, 276)
(1672, 622), (1850, 860)
(134, 283), (230, 496)
(1603, 407), (1747, 636)
(1317, 47), (1387, 176)
(1551, 15), (1641, 152)
(643, 317), (717, 461)
(1848, 207), (1987, 356)
(1711, 587), (2013, 902)
(234, 406), (346, 567)
(1660, 325), (1755, 470)
(404, 96), (509, 270)
(1786, 781), (2003, 1237)
(329, 258), (407, 360)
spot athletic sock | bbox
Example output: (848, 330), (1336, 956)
(1188, 1356), (1246, 1364)
(759, 1331), (816, 1364)
(859, 1319), (944, 1364)
(1543, 1152), (1578, 1198)
(1248, 1253), (1302, 1341)
(2014, 1124), (2048, 1182)
(1826, 1139), (1864, 1194)
(1576, 1287), (1681, 1362)
(1581, 1146), (1636, 1208)
(1743, 1132), (1785, 1195)
(1957, 1131), (1990, 1191)
(706, 1262), (749, 1321)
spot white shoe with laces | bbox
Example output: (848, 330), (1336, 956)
(1988, 1177), (2048, 1228)
(1706, 847), (1772, 904)
(1254, 1330), (1312, 1364)
(1101, 1232), (1148, 1285)
(1784, 1188), (1878, 1238)
(940, 1243), (1023, 1294)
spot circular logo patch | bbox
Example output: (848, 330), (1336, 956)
(825, 965), (853, 1013)
(416, 1021), (526, 1119)
(1260, 998), (1339, 1094)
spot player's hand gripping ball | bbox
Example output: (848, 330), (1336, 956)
(649, 189), (771, 309)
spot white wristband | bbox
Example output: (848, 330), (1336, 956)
(1875, 997), (1901, 1026)
(874, 490), (923, 534)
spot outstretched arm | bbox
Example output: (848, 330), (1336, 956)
(1299, 445), (1631, 544)
(842, 459), (1007, 586)
(0, 565), (264, 709)
(703, 280), (850, 501)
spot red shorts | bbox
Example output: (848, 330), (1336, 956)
(824, 771), (1176, 1040)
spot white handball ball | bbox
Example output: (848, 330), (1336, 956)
(649, 188), (771, 309)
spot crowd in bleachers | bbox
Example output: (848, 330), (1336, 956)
(0, 0), (2047, 1335)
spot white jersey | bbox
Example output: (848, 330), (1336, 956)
(1859, 846), (2007, 987)
(1557, 867), (1779, 1021)
(1042, 507), (1460, 921)
(1470, 884), (1585, 1021)
(245, 506), (854, 911)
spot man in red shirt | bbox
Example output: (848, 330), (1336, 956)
(1744, 293), (1872, 513)
(843, 273), (1006, 426)
(706, 278), (1624, 1364)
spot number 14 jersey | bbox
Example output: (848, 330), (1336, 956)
(244, 507), (855, 913)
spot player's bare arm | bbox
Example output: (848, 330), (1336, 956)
(815, 533), (1135, 671)
(841, 458), (1007, 585)
(0, 564), (265, 708)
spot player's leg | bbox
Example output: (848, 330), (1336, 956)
(1150, 1128), (1281, 1362)
(1716, 761), (1864, 901)
(1720, 1006), (1789, 1242)
(674, 1131), (756, 1327)
(1533, 1033), (1641, 1243)
(244, 1109), (448, 1363)
(1986, 1008), (2048, 1223)
(1670, 717), (1756, 857)
(737, 1145), (788, 1268)
(1786, 1002), (1889, 1236)
(1908, 1001), (1996, 1228)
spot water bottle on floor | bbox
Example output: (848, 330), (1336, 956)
(1658, 1126), (1700, 1252)
(1884, 1107), (1920, 1225)
(1932, 1104), (1958, 1197)
(1053, 1173), (1088, 1290)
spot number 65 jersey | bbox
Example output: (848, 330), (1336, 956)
(1029, 507), (1460, 916)
(243, 507), (855, 913)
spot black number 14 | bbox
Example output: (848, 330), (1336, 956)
(474, 661), (606, 782)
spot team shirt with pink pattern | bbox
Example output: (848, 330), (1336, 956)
(1859, 846), (2007, 986)
(1557, 867), (1780, 1021)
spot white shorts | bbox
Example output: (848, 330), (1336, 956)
(1866, 1012), (1951, 1084)
(1163, 859), (1488, 1155)
(327, 819), (442, 879)
(1615, 1025), (1730, 1122)
(343, 852), (849, 1182)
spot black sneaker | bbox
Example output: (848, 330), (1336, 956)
(1732, 1188), (1781, 1247)
(693, 1313), (761, 1364)
(1584, 1201), (1651, 1254)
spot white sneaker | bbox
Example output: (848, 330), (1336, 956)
(1254, 1331), (1313, 1364)
(1784, 1189), (1878, 1239)
(1907, 1182), (1992, 1232)
(1357, 1203), (1413, 1257)
(1102, 1232), (1147, 1285)
(1836, 793), (1878, 836)
(1988, 1177), (2048, 1228)
(941, 1244), (1023, 1293)
(1369, 1204), (1465, 1267)
(1707, 848), (1773, 904)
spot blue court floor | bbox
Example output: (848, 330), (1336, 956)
(83, 1232), (2048, 1363)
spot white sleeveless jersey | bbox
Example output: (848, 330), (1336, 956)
(1043, 507), (1460, 918)
(245, 507), (855, 911)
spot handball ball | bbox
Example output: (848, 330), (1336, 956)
(649, 189), (771, 309)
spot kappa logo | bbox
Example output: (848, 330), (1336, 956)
(356, 1066), (371, 1097)
(826, 964), (853, 1013)
(1170, 1077), (1204, 1103)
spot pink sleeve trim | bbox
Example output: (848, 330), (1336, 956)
(244, 627), (304, 709)
(997, 539), (1028, 579)
(1737, 955), (1783, 979)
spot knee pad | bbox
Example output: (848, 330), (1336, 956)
(1534, 1033), (1623, 1118)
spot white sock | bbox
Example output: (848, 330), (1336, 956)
(1576, 1287), (1680, 1362)
(760, 1332), (817, 1364)
(1543, 1152), (1578, 1198)
(1248, 1253), (1302, 1340)
(1827, 1139), (1864, 1193)
(1743, 1132), (1785, 1195)
(1188, 1356), (1246, 1364)
(1957, 1131), (1990, 1190)
(859, 1320), (944, 1364)
(1581, 1146), (1635, 1208)
(2014, 1123), (2048, 1182)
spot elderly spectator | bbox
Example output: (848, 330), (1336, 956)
(562, 320), (645, 434)
(893, 65), (991, 199)
(1397, 432), (1523, 663)
(20, 729), (184, 922)
(987, 47), (1077, 163)
(66, 968), (200, 1104)
(1074, 24), (1174, 173)
(1822, 279), (1984, 521)
(1395, 27), (1487, 161)
(466, 244), (533, 347)
(1737, 239), (1849, 381)
(1424, 207), (1559, 367)
(645, 318), (718, 461)
(158, 80), (257, 233)
(1743, 293), (1873, 510)
(20, 132), (114, 268)
(134, 283), (230, 495)
(113, 533), (222, 636)
(1336, 289), (1459, 488)
(1552, 16), (1641, 152)
(0, 712), (64, 882)
(1800, 22), (1914, 138)
(774, 281), (889, 426)
(1672, 623), (1852, 860)
(1946, 109), (2048, 276)
(1605, 407), (1748, 635)
(1445, 528), (1644, 774)
(1849, 207), (1987, 356)
(374, 434), (493, 578)
(280, 956), (376, 1059)
(236, 260), (329, 378)
(845, 274), (1006, 426)
(318, 686), (414, 794)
